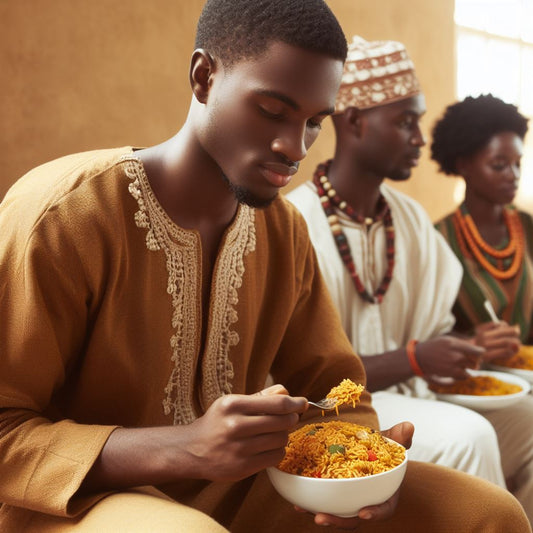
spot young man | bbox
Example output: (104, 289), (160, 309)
(0, 5), (529, 532)
(288, 35), (533, 522)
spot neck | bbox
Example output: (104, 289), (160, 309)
(136, 126), (239, 230)
(326, 156), (383, 219)
(463, 191), (505, 227)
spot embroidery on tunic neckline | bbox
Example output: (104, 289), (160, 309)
(122, 155), (256, 425)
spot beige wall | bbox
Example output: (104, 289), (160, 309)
(1, 0), (457, 220)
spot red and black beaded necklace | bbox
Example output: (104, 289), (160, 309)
(312, 160), (395, 304)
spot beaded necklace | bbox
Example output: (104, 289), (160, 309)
(452, 204), (524, 281)
(313, 160), (395, 304)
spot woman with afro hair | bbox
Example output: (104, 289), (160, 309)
(433, 94), (531, 344)
(434, 95), (533, 522)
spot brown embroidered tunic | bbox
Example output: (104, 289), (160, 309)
(0, 148), (375, 522)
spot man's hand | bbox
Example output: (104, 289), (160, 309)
(474, 321), (521, 362)
(81, 384), (307, 493)
(415, 336), (485, 380)
(299, 422), (414, 529)
(185, 384), (307, 482)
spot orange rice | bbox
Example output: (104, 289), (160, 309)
(493, 345), (533, 371)
(278, 420), (405, 479)
(429, 375), (522, 396)
(326, 378), (364, 416)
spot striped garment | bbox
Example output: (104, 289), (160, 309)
(435, 206), (533, 343)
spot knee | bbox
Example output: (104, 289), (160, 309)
(80, 490), (229, 533)
(479, 484), (531, 532)
(443, 410), (499, 451)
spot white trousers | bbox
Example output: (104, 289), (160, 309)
(373, 391), (533, 524)
(484, 394), (533, 523)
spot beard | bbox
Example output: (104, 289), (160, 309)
(221, 173), (277, 209)
(386, 167), (412, 182)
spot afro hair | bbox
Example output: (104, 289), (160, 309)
(430, 94), (529, 176)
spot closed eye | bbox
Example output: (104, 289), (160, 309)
(259, 105), (284, 121)
(307, 118), (323, 130)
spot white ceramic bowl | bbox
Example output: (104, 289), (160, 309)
(433, 369), (530, 412)
(487, 363), (533, 384)
(267, 439), (407, 518)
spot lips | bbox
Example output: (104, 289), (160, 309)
(260, 161), (299, 188)
(406, 152), (421, 167)
(500, 183), (519, 198)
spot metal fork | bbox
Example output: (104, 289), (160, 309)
(307, 397), (338, 410)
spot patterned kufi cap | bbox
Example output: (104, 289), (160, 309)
(335, 36), (422, 113)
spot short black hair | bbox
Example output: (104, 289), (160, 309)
(430, 94), (529, 176)
(194, 0), (347, 67)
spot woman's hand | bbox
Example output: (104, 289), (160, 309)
(474, 321), (521, 361)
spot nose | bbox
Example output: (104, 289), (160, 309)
(271, 124), (307, 163)
(410, 124), (426, 147)
(502, 163), (520, 182)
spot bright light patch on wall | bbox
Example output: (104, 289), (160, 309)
(455, 0), (533, 209)
(453, 179), (466, 205)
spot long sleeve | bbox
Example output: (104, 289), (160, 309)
(0, 195), (118, 516)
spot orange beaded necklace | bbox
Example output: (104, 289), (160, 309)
(453, 205), (524, 281)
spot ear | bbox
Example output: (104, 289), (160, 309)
(455, 156), (471, 178)
(189, 49), (216, 104)
(344, 106), (365, 138)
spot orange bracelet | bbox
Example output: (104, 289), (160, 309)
(407, 339), (424, 377)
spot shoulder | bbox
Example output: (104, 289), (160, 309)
(517, 207), (533, 226)
(0, 147), (133, 242)
(381, 183), (433, 229)
(3, 147), (133, 208)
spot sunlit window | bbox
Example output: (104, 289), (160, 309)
(455, 0), (533, 207)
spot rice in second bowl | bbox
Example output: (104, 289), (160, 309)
(278, 420), (405, 479)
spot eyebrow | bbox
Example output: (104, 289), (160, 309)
(255, 89), (335, 116)
(404, 109), (426, 117)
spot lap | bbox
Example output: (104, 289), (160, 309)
(372, 391), (500, 455)
(483, 394), (533, 476)
(371, 391), (505, 486)
(1, 487), (228, 533)
(2, 467), (529, 533)
(373, 390), (495, 432)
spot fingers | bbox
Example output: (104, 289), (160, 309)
(476, 323), (521, 360)
(256, 384), (289, 396)
(358, 489), (400, 521)
(219, 391), (307, 416)
(483, 324), (520, 341)
(483, 338), (520, 354)
(314, 512), (361, 529)
(381, 421), (414, 449)
(476, 322), (521, 345)
(483, 346), (521, 362)
(475, 321), (502, 333)
(455, 339), (486, 356)
(312, 489), (400, 528)
(447, 366), (472, 380)
(238, 411), (302, 438)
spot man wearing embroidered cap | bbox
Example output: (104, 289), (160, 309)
(335, 37), (421, 111)
(288, 35), (533, 522)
